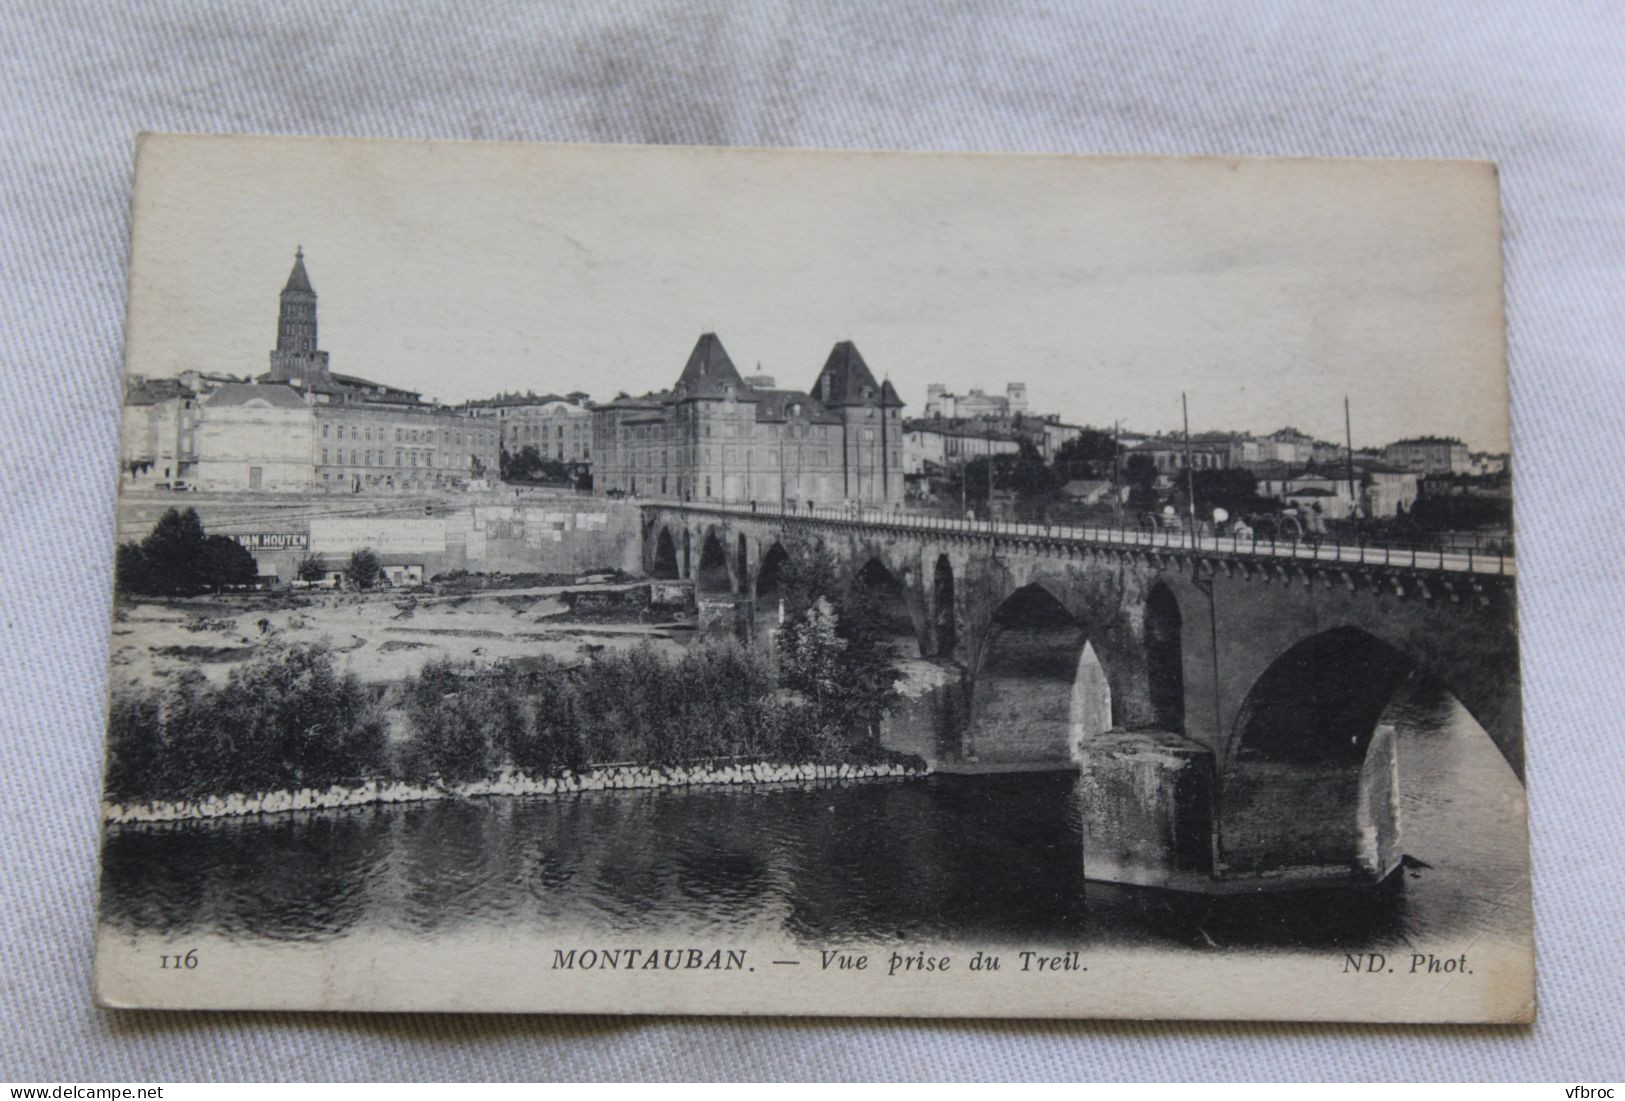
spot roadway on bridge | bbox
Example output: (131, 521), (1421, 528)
(655, 502), (1516, 578)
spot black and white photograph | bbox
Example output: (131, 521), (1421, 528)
(94, 134), (1529, 1021)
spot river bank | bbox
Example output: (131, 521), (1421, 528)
(102, 758), (930, 825)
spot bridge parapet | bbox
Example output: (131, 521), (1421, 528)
(642, 501), (1515, 588)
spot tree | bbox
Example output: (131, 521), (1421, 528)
(295, 554), (327, 583)
(103, 644), (388, 802)
(199, 535), (259, 592)
(1054, 429), (1118, 480)
(1124, 454), (1160, 515)
(345, 547), (383, 590)
(139, 507), (208, 595)
(1006, 441), (1063, 520)
(399, 660), (519, 784)
(1187, 468), (1280, 522)
(778, 597), (847, 703)
(773, 537), (901, 754)
(500, 444), (543, 483)
(115, 507), (250, 597)
(114, 541), (151, 594)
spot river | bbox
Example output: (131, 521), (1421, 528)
(99, 681), (1530, 953)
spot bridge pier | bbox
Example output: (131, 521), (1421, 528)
(1077, 730), (1216, 890)
(1077, 722), (1404, 893)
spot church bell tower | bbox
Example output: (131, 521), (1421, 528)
(267, 247), (331, 385)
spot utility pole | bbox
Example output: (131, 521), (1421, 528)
(1112, 418), (1121, 517)
(1182, 392), (1198, 541)
(1344, 394), (1358, 529)
(854, 425), (863, 508)
(879, 388), (890, 503)
(986, 439), (995, 519)
(960, 446), (967, 516)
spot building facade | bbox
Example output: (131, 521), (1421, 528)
(120, 378), (198, 487)
(593, 333), (904, 507)
(193, 383), (316, 492)
(1384, 436), (1472, 475)
(1123, 439), (1231, 473)
(466, 394), (594, 467)
(923, 382), (1027, 420)
(902, 420), (1022, 475)
(1038, 419), (1085, 461)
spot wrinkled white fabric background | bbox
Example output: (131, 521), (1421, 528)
(2, 0), (1622, 1082)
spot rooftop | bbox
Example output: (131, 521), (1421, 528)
(1387, 435), (1467, 447)
(202, 382), (311, 410)
(123, 378), (195, 406)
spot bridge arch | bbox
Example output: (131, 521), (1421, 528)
(853, 557), (921, 657)
(695, 526), (733, 596)
(1145, 581), (1184, 733)
(931, 553), (957, 658)
(652, 526), (680, 580)
(1217, 626), (1419, 882)
(968, 582), (1114, 767)
(755, 541), (791, 627)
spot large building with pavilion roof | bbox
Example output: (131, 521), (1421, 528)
(592, 333), (905, 507)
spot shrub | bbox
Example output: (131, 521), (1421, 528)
(345, 547), (383, 590)
(398, 659), (524, 785)
(115, 508), (260, 596)
(103, 644), (387, 803)
(201, 535), (259, 592)
(507, 657), (586, 774)
(114, 541), (152, 594)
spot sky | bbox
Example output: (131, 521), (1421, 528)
(125, 135), (1511, 451)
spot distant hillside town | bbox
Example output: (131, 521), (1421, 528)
(122, 249), (1510, 532)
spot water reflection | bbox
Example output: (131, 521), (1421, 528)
(100, 681), (1528, 951)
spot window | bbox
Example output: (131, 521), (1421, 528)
(705, 475), (712, 497)
(396, 450), (402, 466)
(351, 449), (359, 465)
(321, 448), (329, 463)
(323, 424), (330, 438)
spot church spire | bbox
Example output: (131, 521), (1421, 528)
(267, 246), (329, 384)
(282, 245), (315, 296)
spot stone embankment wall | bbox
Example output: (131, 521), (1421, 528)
(307, 498), (643, 578)
(129, 493), (646, 582)
(104, 759), (928, 825)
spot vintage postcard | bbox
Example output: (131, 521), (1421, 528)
(96, 134), (1530, 1021)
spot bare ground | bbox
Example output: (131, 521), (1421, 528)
(109, 583), (692, 692)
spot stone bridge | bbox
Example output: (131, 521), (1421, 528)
(640, 502), (1522, 894)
